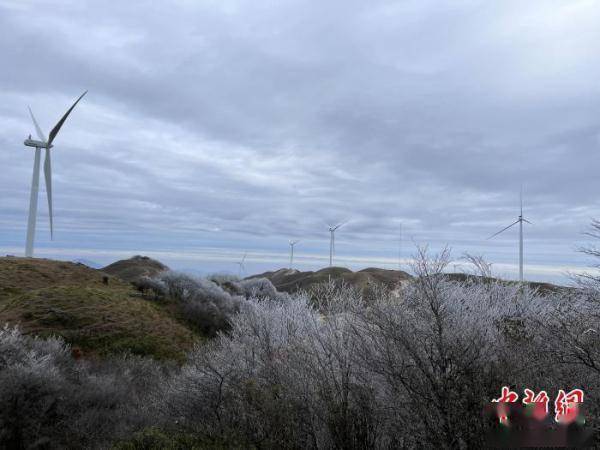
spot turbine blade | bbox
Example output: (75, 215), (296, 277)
(28, 107), (46, 142)
(335, 219), (350, 230)
(48, 91), (87, 147)
(487, 220), (520, 240)
(523, 218), (532, 225)
(241, 252), (247, 263)
(44, 149), (53, 239)
(520, 185), (523, 217)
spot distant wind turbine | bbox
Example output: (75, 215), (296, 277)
(23, 91), (87, 257)
(487, 190), (531, 283)
(328, 221), (348, 267)
(289, 240), (300, 269)
(236, 252), (247, 278)
(398, 222), (402, 270)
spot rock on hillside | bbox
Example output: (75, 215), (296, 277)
(248, 267), (412, 293)
(102, 255), (169, 283)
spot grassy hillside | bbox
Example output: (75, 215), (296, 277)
(250, 266), (567, 295)
(102, 255), (169, 283)
(0, 257), (198, 361)
(442, 272), (568, 295)
(249, 266), (412, 293)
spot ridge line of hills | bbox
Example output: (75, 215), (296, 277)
(0, 254), (567, 362)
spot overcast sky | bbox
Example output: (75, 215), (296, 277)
(1, 0), (600, 282)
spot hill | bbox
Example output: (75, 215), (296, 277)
(248, 267), (412, 293)
(102, 255), (169, 283)
(0, 257), (197, 361)
(72, 258), (102, 269)
(442, 272), (568, 295)
(249, 266), (567, 296)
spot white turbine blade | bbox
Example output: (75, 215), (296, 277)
(334, 219), (350, 230)
(523, 218), (532, 225)
(241, 252), (247, 264)
(48, 90), (87, 147)
(520, 185), (523, 217)
(519, 183), (523, 217)
(487, 220), (520, 240)
(28, 107), (46, 142)
(44, 149), (53, 239)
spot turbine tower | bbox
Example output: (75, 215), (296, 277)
(289, 240), (300, 269)
(487, 190), (531, 283)
(23, 91), (87, 257)
(328, 221), (347, 267)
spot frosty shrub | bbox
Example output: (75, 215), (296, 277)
(157, 271), (243, 336)
(0, 326), (164, 449)
(133, 275), (167, 299)
(143, 272), (287, 336)
(5, 247), (600, 448)
(162, 248), (600, 448)
(236, 277), (290, 302)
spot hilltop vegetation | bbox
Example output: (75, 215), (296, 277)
(251, 265), (566, 296)
(1, 251), (598, 448)
(0, 256), (197, 361)
(102, 255), (169, 283)
(1, 249), (599, 448)
(249, 266), (412, 293)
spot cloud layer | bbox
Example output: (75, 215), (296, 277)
(1, 0), (600, 281)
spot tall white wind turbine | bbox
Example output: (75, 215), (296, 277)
(289, 240), (300, 269)
(328, 221), (347, 267)
(487, 190), (531, 283)
(23, 91), (87, 257)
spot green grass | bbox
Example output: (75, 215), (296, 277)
(0, 257), (201, 362)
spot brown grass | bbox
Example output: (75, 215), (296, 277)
(0, 257), (199, 361)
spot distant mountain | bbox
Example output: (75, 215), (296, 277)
(73, 258), (102, 269)
(249, 266), (568, 296)
(248, 267), (413, 293)
(102, 255), (169, 283)
(442, 272), (568, 295)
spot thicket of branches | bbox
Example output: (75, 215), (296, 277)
(134, 271), (288, 336)
(0, 326), (166, 449)
(3, 248), (600, 448)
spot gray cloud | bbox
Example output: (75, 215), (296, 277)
(1, 0), (600, 282)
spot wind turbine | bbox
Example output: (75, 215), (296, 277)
(23, 91), (87, 257)
(236, 252), (247, 278)
(289, 240), (300, 269)
(487, 190), (531, 283)
(328, 221), (348, 267)
(398, 222), (402, 270)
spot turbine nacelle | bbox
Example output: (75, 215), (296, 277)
(24, 138), (52, 149)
